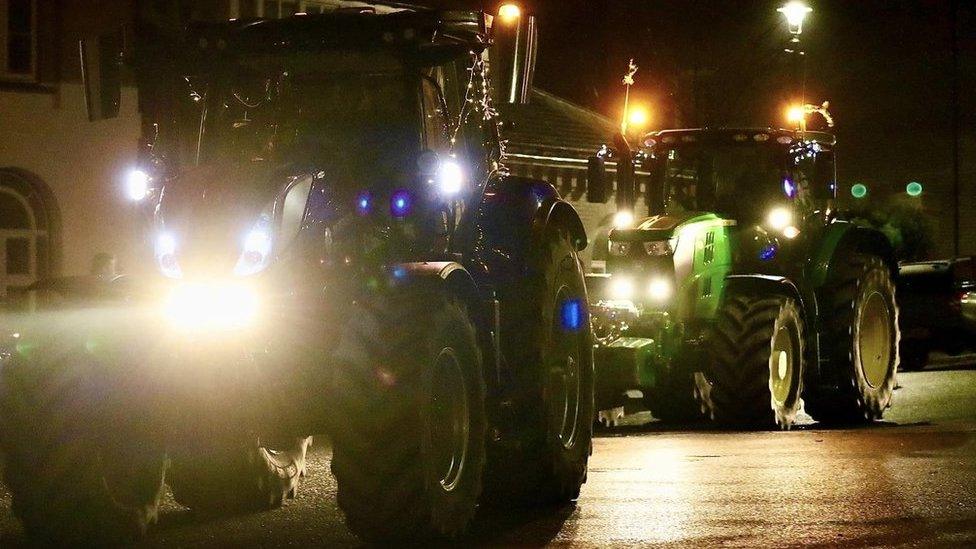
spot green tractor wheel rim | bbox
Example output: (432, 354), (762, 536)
(858, 291), (893, 388)
(770, 323), (798, 406)
(550, 287), (582, 450)
(429, 347), (469, 492)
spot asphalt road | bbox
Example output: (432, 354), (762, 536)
(2, 359), (976, 547)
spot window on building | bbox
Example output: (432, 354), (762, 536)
(1, 0), (35, 79)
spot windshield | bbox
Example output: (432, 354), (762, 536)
(652, 144), (786, 217)
(197, 64), (420, 189)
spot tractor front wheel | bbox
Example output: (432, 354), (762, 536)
(0, 339), (167, 546)
(167, 436), (310, 514)
(328, 289), (486, 542)
(696, 293), (804, 430)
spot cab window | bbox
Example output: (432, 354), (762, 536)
(420, 76), (451, 154)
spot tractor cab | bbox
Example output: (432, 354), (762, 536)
(641, 128), (837, 223)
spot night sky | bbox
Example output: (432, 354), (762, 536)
(424, 0), (974, 218)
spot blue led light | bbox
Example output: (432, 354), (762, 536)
(390, 190), (411, 217)
(356, 191), (371, 216)
(759, 244), (778, 262)
(560, 298), (584, 332)
(782, 178), (797, 199)
(392, 265), (407, 279)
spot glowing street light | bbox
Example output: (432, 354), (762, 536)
(497, 3), (521, 24)
(786, 105), (805, 125)
(627, 105), (649, 131)
(786, 101), (834, 133)
(778, 1), (812, 36)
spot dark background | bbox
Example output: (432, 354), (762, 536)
(417, 0), (975, 256)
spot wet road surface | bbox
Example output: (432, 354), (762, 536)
(2, 361), (975, 547)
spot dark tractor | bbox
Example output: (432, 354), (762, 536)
(0, 6), (594, 544)
(586, 128), (900, 429)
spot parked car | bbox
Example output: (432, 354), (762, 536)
(897, 257), (976, 370)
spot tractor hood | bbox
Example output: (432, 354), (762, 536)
(610, 212), (729, 242)
(155, 161), (313, 277)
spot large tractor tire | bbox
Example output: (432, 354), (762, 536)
(0, 336), (167, 546)
(483, 226), (594, 506)
(167, 436), (310, 514)
(695, 292), (804, 430)
(805, 254), (899, 423)
(328, 289), (487, 542)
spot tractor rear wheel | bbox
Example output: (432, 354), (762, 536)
(696, 293), (804, 430)
(0, 338), (167, 546)
(328, 289), (486, 542)
(805, 254), (899, 423)
(483, 226), (594, 505)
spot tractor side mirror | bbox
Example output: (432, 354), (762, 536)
(490, 12), (538, 105)
(613, 133), (635, 212)
(586, 156), (608, 203)
(80, 29), (123, 121)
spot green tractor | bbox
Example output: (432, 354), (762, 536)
(587, 128), (900, 429)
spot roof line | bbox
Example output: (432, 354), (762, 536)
(530, 88), (616, 132)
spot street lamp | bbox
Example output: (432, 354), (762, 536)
(786, 101), (834, 133)
(627, 105), (649, 133)
(786, 104), (806, 130)
(778, 1), (812, 38)
(778, 1), (812, 106)
(497, 3), (521, 24)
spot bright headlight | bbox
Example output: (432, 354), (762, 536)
(437, 159), (465, 195)
(154, 231), (182, 279)
(613, 210), (635, 229)
(609, 277), (636, 300)
(767, 207), (793, 231)
(648, 278), (673, 302)
(164, 282), (259, 331)
(234, 214), (273, 277)
(125, 169), (151, 201)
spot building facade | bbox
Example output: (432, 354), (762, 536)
(0, 1), (398, 298)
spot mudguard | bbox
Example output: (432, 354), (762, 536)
(806, 220), (898, 288)
(391, 261), (481, 309)
(725, 274), (807, 317)
(392, 261), (498, 381)
(465, 174), (586, 287)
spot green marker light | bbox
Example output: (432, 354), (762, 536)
(851, 184), (868, 199)
(906, 181), (923, 197)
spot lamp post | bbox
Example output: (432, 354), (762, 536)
(778, 1), (812, 104)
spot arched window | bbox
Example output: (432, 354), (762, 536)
(0, 169), (59, 298)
